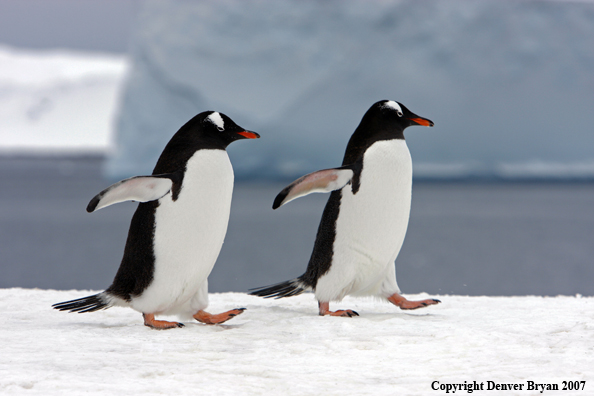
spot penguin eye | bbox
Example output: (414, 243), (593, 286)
(217, 126), (224, 132)
(396, 110), (403, 117)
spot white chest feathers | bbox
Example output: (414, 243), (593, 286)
(316, 139), (413, 301)
(133, 149), (234, 315)
(338, 139), (413, 245)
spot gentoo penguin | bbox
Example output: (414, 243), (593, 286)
(53, 111), (260, 329)
(250, 100), (440, 317)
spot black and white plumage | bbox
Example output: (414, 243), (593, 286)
(53, 111), (260, 329)
(250, 100), (440, 317)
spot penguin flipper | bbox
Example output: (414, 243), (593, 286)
(273, 167), (353, 209)
(87, 174), (176, 213)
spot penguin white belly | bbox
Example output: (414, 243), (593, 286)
(315, 140), (412, 302)
(131, 150), (234, 316)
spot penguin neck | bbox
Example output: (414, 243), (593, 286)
(152, 134), (227, 175)
(341, 127), (405, 166)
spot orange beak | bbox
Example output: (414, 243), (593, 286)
(237, 131), (261, 139)
(408, 118), (434, 127)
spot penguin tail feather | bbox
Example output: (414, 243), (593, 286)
(249, 278), (309, 299)
(52, 292), (112, 313)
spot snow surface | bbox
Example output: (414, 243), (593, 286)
(1, 288), (592, 395)
(0, 45), (128, 153)
(107, 0), (594, 180)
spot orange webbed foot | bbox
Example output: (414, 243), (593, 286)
(388, 293), (441, 310)
(318, 301), (359, 317)
(193, 308), (246, 325)
(143, 313), (184, 330)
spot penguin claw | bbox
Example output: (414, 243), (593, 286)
(193, 308), (246, 325)
(142, 313), (184, 330)
(335, 309), (358, 317)
(318, 302), (359, 317)
(388, 294), (441, 310)
(320, 309), (359, 317)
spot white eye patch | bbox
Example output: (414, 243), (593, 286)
(206, 112), (225, 131)
(383, 100), (403, 117)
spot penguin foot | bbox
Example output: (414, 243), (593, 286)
(143, 313), (185, 330)
(193, 308), (246, 325)
(387, 293), (441, 310)
(318, 302), (359, 317)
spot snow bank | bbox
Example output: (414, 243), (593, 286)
(1, 288), (591, 395)
(107, 0), (594, 180)
(0, 45), (128, 153)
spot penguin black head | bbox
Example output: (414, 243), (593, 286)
(166, 110), (260, 151)
(152, 111), (260, 174)
(342, 100), (433, 165)
(199, 111), (260, 148)
(365, 100), (434, 134)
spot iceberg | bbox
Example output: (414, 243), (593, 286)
(106, 0), (594, 180)
(0, 45), (128, 153)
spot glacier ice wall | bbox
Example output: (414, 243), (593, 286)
(106, 0), (594, 180)
(0, 45), (127, 152)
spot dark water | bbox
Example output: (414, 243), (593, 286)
(1, 156), (593, 296)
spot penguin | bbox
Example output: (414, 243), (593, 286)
(250, 100), (440, 317)
(53, 111), (260, 329)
